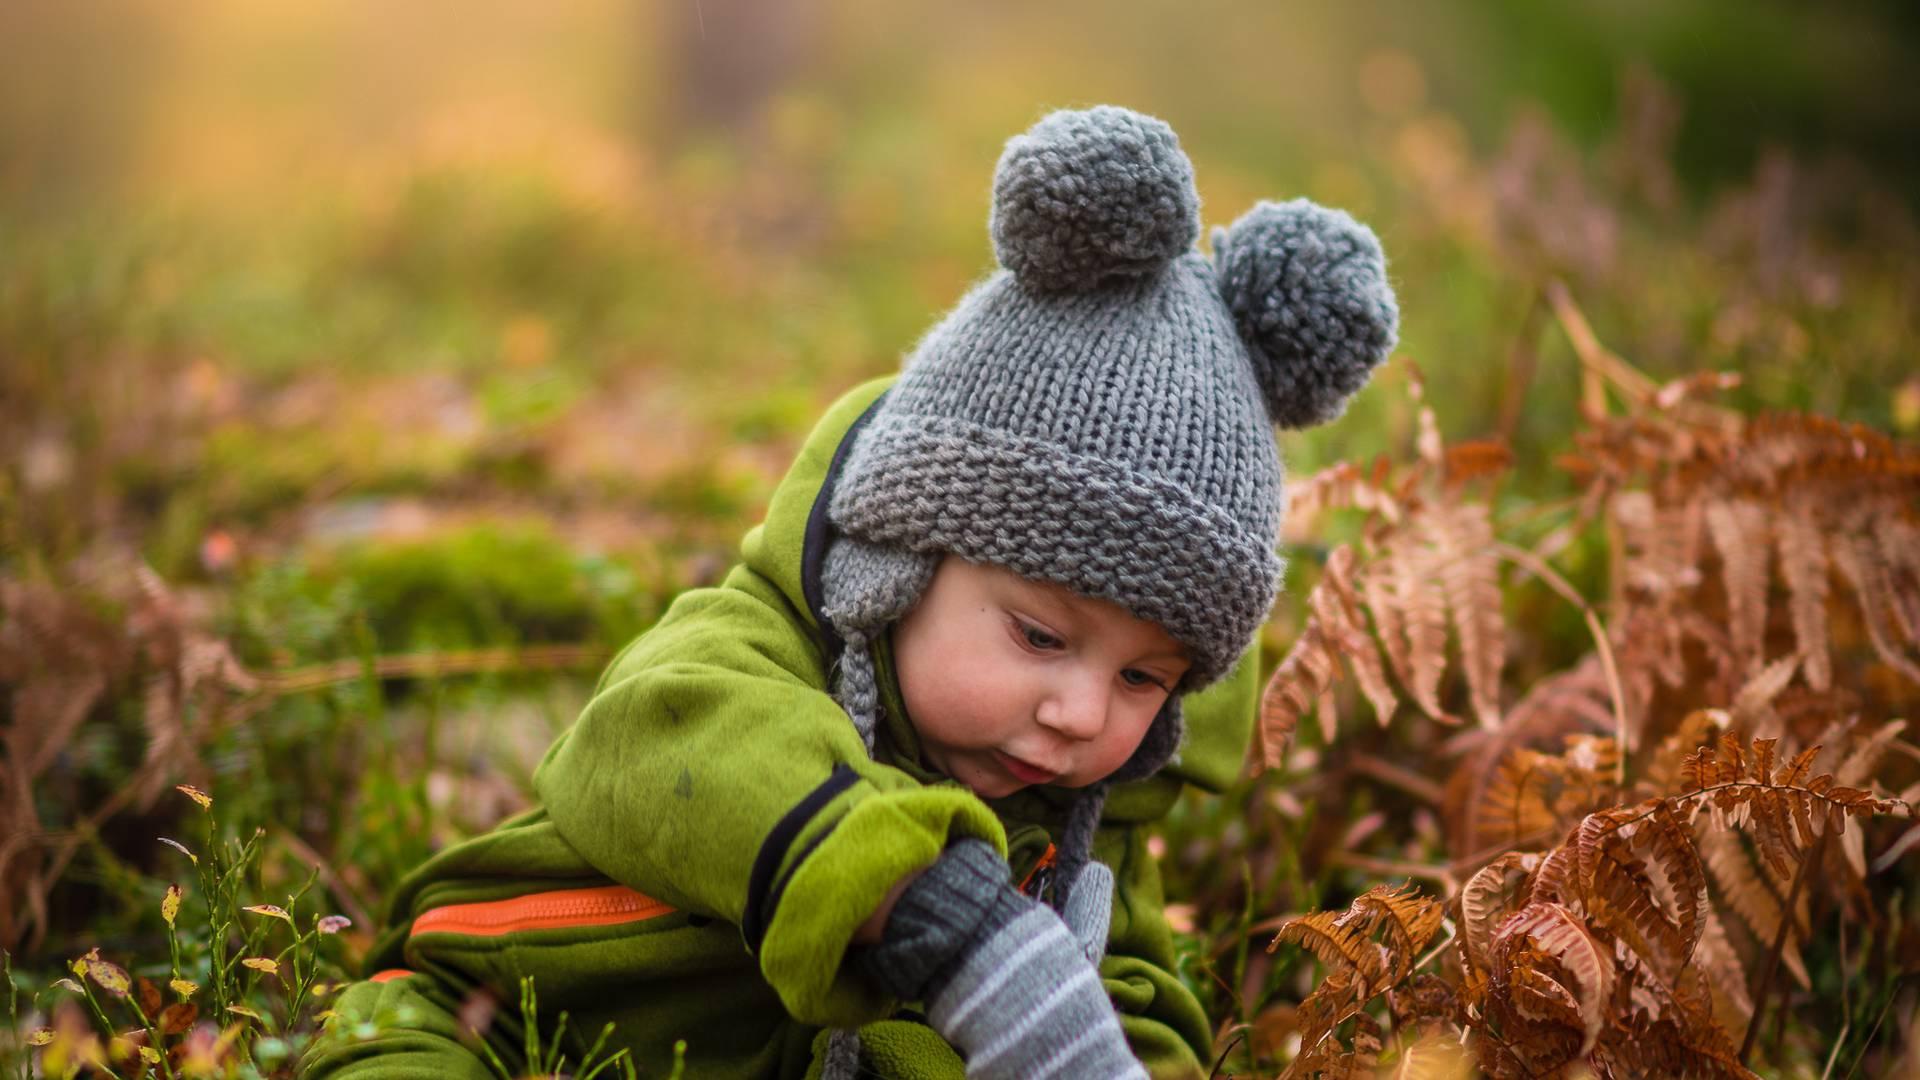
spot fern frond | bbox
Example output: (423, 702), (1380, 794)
(1598, 1005), (1756, 1080)
(1260, 544), (1419, 760)
(1529, 843), (1579, 909)
(1696, 824), (1810, 991)
(1644, 709), (1726, 798)
(1280, 972), (1384, 1080)
(1272, 908), (1390, 997)
(1460, 852), (1540, 974)
(1490, 902), (1615, 1056)
(1705, 498), (1771, 672)
(1831, 720), (1909, 876)
(1774, 506), (1831, 691)
(1833, 531), (1920, 685)
(1729, 655), (1799, 734)
(1362, 565), (1411, 699)
(1385, 527), (1452, 722)
(1260, 618), (1340, 767)
(1286, 459), (1403, 529)
(1428, 502), (1506, 727)
(1570, 807), (1694, 984)
(1692, 905), (1754, 1034)
(1835, 718), (1907, 789)
(1880, 512), (1920, 648)
(1350, 883), (1447, 980)
(1473, 749), (1565, 856)
(1613, 491), (1705, 598)
(1638, 799), (1709, 970)
(1318, 546), (1399, 725)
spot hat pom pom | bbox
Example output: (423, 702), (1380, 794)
(990, 106), (1200, 293)
(1213, 199), (1399, 429)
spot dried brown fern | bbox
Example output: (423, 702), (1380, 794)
(1278, 735), (1900, 1076)
(1254, 287), (1920, 1076)
(0, 556), (608, 952)
(1269, 884), (1446, 1078)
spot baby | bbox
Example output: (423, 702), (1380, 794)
(303, 104), (1397, 1080)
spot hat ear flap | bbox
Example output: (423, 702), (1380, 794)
(1213, 199), (1399, 429)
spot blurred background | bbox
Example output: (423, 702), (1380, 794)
(3, 0), (1919, 1060)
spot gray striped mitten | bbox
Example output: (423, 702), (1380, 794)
(854, 840), (1145, 1080)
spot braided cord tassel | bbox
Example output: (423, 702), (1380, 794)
(1050, 781), (1111, 914)
(821, 1026), (863, 1080)
(834, 630), (880, 754)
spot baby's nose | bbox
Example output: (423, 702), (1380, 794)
(1038, 683), (1110, 741)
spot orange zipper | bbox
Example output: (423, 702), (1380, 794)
(410, 884), (675, 938)
(1018, 843), (1059, 895)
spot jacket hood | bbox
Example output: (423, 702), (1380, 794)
(738, 378), (894, 661)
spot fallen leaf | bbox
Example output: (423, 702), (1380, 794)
(160, 1002), (198, 1035)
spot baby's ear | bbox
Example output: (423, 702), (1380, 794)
(1211, 199), (1399, 429)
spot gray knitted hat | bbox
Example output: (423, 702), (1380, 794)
(818, 103), (1397, 908)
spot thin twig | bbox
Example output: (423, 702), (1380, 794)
(1822, 1020), (1851, 1080)
(1327, 850), (1454, 887)
(1496, 286), (1547, 442)
(274, 829), (376, 937)
(251, 644), (611, 697)
(1842, 974), (1916, 1080)
(1348, 752), (1447, 806)
(1545, 278), (1657, 408)
(1447, 826), (1561, 879)
(1494, 540), (1630, 782)
(1545, 278), (1742, 432)
(1743, 829), (1827, 1064)
(1413, 921), (1457, 974)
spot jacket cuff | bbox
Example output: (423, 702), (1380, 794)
(743, 765), (861, 955)
(853, 838), (1027, 1003)
(757, 780), (1005, 1027)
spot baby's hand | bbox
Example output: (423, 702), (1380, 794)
(855, 841), (1145, 1079)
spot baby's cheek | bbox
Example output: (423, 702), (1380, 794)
(1100, 702), (1163, 770)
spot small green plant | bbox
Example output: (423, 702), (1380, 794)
(14, 785), (354, 1079)
(466, 975), (667, 1080)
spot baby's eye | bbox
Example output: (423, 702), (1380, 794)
(1120, 669), (1165, 690)
(1021, 623), (1063, 650)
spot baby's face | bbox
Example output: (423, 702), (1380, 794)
(890, 556), (1191, 799)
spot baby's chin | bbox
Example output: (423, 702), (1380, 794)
(958, 770), (1027, 801)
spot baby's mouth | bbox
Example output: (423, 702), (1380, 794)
(992, 750), (1059, 785)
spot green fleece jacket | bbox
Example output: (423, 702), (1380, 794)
(312, 378), (1258, 1080)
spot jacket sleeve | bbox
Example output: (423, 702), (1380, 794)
(532, 564), (1006, 1029)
